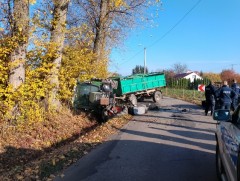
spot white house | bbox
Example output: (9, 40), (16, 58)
(174, 72), (203, 83)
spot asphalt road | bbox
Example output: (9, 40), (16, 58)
(55, 97), (218, 181)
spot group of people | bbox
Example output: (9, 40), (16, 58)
(205, 79), (240, 116)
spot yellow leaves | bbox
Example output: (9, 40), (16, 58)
(110, 0), (127, 7)
(0, 36), (19, 57)
(29, 0), (36, 5)
(46, 141), (52, 147)
(203, 73), (221, 83)
(0, 19), (110, 126)
(24, 167), (34, 175)
(8, 58), (26, 69)
(0, 37), (53, 123)
(113, 0), (122, 7)
(59, 44), (109, 102)
(23, 0), (36, 4)
(52, 158), (56, 166)
(59, 155), (65, 159)
(16, 174), (24, 180)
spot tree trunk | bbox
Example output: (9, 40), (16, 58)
(93, 0), (109, 61)
(9, 0), (29, 90)
(48, 0), (69, 108)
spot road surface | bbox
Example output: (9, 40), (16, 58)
(55, 97), (218, 181)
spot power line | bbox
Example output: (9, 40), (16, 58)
(148, 0), (202, 49)
(119, 0), (203, 66)
(119, 49), (143, 66)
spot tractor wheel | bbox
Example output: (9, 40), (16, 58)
(101, 109), (109, 122)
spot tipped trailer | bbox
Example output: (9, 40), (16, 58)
(73, 72), (166, 121)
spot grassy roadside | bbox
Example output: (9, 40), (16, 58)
(162, 87), (205, 106)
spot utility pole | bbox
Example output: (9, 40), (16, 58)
(144, 47), (146, 74)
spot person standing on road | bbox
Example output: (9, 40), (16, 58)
(205, 81), (216, 116)
(217, 81), (236, 110)
(231, 79), (240, 111)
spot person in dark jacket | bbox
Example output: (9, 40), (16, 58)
(217, 81), (236, 110)
(205, 81), (216, 116)
(231, 79), (240, 111)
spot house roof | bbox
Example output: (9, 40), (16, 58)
(174, 72), (194, 79)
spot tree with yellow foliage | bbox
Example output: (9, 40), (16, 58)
(47, 0), (70, 109)
(0, 0), (161, 125)
(8, 0), (29, 90)
(202, 72), (221, 83)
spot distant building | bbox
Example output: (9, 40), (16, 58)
(174, 72), (203, 83)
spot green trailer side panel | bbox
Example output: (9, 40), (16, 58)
(113, 73), (166, 96)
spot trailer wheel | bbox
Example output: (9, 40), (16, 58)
(153, 91), (162, 103)
(138, 96), (144, 102)
(129, 94), (137, 106)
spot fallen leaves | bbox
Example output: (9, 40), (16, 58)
(0, 111), (132, 180)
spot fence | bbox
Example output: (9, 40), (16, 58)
(162, 87), (205, 105)
(167, 78), (210, 90)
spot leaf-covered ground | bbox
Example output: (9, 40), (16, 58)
(0, 110), (132, 181)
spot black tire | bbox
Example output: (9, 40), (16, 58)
(101, 109), (109, 122)
(128, 106), (134, 115)
(138, 96), (144, 102)
(216, 144), (224, 180)
(153, 91), (162, 103)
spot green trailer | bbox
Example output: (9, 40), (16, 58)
(73, 72), (166, 121)
(113, 73), (166, 95)
(107, 72), (166, 106)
